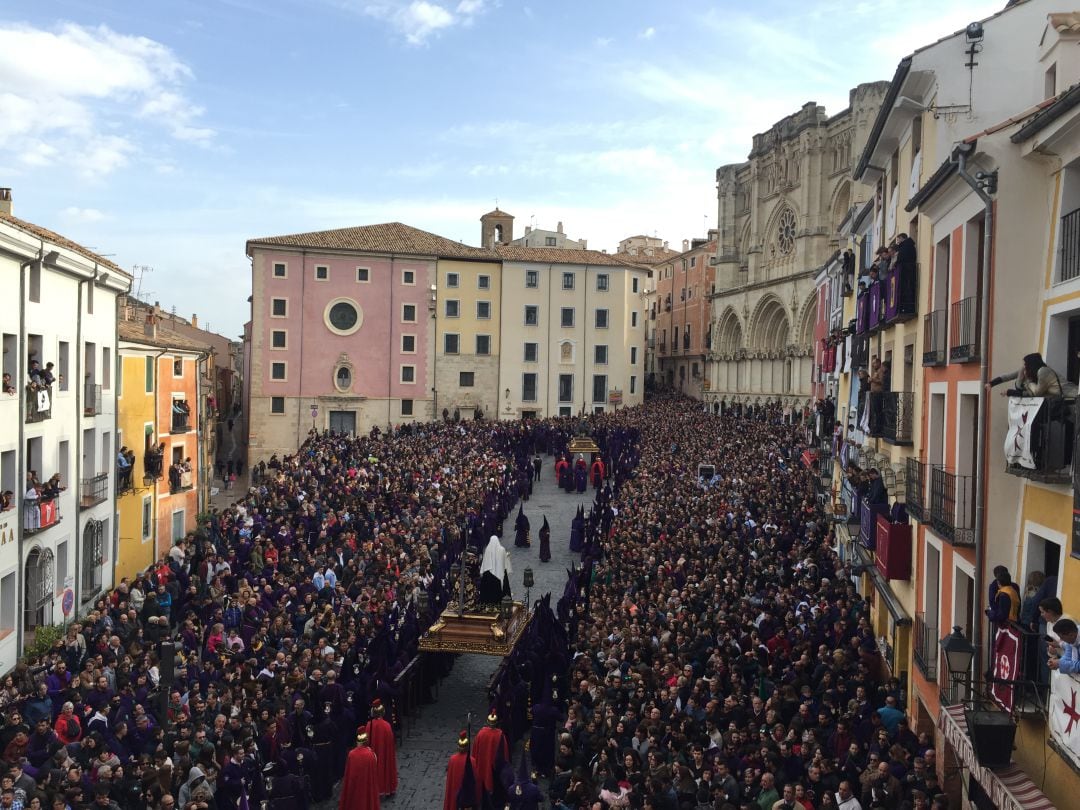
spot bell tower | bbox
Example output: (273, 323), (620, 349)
(480, 207), (514, 248)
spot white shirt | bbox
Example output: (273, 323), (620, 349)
(836, 794), (862, 810)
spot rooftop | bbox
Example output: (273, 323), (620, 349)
(118, 317), (211, 353)
(0, 211), (126, 275)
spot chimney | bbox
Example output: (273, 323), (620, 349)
(682, 239), (690, 252)
(144, 308), (159, 340)
(557, 221), (564, 234)
(580, 239), (587, 250)
(524, 225), (531, 235)
(0, 188), (11, 216)
(191, 314), (198, 328)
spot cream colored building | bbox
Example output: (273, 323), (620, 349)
(708, 84), (889, 409)
(494, 247), (650, 418)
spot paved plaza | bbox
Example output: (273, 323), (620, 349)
(326, 452), (588, 809)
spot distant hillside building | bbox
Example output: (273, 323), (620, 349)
(508, 221), (587, 250)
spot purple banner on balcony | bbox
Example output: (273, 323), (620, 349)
(868, 281), (882, 330)
(884, 270), (899, 322)
(859, 498), (889, 550)
(856, 292), (868, 334)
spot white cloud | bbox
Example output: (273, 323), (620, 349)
(639, 26), (655, 40)
(61, 206), (107, 222)
(353, 0), (489, 44)
(0, 22), (212, 175)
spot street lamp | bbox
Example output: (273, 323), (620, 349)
(940, 625), (975, 700)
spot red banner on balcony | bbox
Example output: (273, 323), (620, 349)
(991, 626), (1020, 713)
(39, 499), (58, 528)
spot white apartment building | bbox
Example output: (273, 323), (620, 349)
(0, 189), (131, 670)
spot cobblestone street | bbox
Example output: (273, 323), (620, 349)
(326, 453), (588, 809)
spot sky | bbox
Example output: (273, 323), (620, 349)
(0, 0), (1004, 337)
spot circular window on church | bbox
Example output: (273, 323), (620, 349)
(324, 298), (363, 336)
(776, 209), (797, 255)
(335, 366), (352, 392)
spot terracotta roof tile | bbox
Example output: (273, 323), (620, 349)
(119, 318), (210, 353)
(493, 245), (646, 267)
(0, 212), (126, 274)
(247, 222), (495, 260)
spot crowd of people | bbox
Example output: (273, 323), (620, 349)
(0, 396), (955, 810)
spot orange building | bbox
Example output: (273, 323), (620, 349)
(652, 235), (716, 397)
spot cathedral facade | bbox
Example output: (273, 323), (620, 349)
(707, 84), (888, 409)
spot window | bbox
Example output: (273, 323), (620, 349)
(401, 334), (416, 353)
(400, 365), (415, 383)
(594, 345), (608, 365)
(595, 308), (609, 329)
(141, 496), (152, 541)
(478, 275), (490, 290)
(558, 374), (573, 403)
(58, 341), (69, 391)
(402, 269), (415, 285)
(524, 342), (538, 363)
(272, 330), (287, 349)
(326, 299), (361, 335)
(357, 267), (370, 282)
(684, 325), (691, 350)
(632, 277), (639, 294)
(477, 301), (491, 319)
(525, 270), (539, 288)
(144, 356), (153, 393)
(402, 304), (416, 322)
(270, 396), (285, 414)
(631, 311), (638, 328)
(545, 236), (557, 246)
(271, 362), (286, 380)
(690, 256), (697, 268)
(444, 334), (460, 354)
(476, 335), (491, 355)
(525, 305), (539, 326)
(271, 298), (287, 317)
(592, 375), (607, 403)
(401, 399), (414, 416)
(459, 371), (475, 387)
(446, 272), (459, 288)
(171, 356), (183, 377)
(630, 375), (637, 394)
(596, 274), (609, 291)
(102, 348), (111, 390)
(630, 346), (638, 365)
(315, 265), (328, 280)
(522, 373), (538, 402)
(335, 366), (352, 391)
(445, 300), (460, 318)
(562, 272), (575, 290)
(273, 262), (286, 278)
(560, 307), (575, 328)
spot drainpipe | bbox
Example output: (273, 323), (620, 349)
(149, 347), (167, 571)
(954, 142), (995, 667)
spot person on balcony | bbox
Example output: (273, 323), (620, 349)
(987, 352), (1064, 397)
(22, 480), (39, 532)
(2, 373), (14, 395)
(868, 357), (885, 435)
(40, 474), (63, 500)
(0, 491), (11, 511)
(985, 566), (1020, 627)
(895, 233), (917, 310)
(41, 362), (55, 387)
(1048, 619), (1080, 674)
(117, 448), (132, 492)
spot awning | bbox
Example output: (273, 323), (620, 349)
(937, 705), (1055, 810)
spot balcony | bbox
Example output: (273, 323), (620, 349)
(881, 391), (914, 445)
(913, 611), (938, 681)
(84, 382), (102, 416)
(949, 297), (979, 363)
(23, 496), (61, 535)
(859, 497), (889, 550)
(883, 264), (918, 324)
(1004, 396), (1074, 485)
(116, 463), (134, 495)
(929, 466), (975, 546)
(25, 384), (52, 423)
(80, 473), (108, 509)
(646, 337), (655, 350)
(170, 468), (194, 495)
(143, 452), (163, 483)
(171, 408), (191, 433)
(905, 458), (927, 522)
(923, 309), (947, 366)
(1061, 206), (1080, 283)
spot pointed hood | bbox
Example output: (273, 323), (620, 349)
(515, 747), (531, 786)
(541, 516), (550, 532)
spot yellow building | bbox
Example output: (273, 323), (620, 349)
(433, 256), (503, 420)
(116, 309), (209, 581)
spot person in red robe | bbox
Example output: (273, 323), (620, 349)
(362, 699), (398, 799)
(472, 711), (509, 798)
(554, 455), (568, 482)
(590, 455), (605, 490)
(339, 731), (380, 810)
(443, 731), (477, 810)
